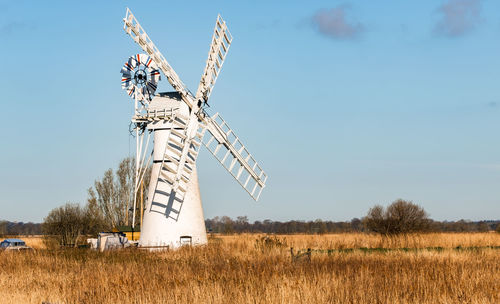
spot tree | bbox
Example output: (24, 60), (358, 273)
(43, 203), (88, 246)
(116, 157), (134, 226)
(363, 205), (387, 234)
(235, 216), (249, 232)
(88, 157), (150, 229)
(350, 218), (362, 231)
(0, 221), (7, 236)
(477, 221), (490, 232)
(363, 199), (430, 235)
(314, 219), (327, 234)
(221, 216), (234, 234)
(94, 169), (120, 228)
(86, 188), (108, 233)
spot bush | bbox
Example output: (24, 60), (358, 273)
(363, 199), (430, 235)
(43, 203), (90, 247)
(255, 235), (287, 252)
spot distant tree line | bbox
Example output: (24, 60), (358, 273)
(204, 200), (499, 235)
(2, 216), (496, 238)
(0, 221), (42, 236)
(205, 217), (498, 234)
(205, 201), (499, 235)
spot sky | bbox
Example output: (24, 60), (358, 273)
(0, 0), (499, 223)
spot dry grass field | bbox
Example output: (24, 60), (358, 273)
(1, 233), (499, 304)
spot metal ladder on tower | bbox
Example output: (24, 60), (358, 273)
(153, 114), (207, 220)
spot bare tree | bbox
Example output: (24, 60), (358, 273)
(134, 165), (151, 226)
(363, 199), (430, 235)
(94, 169), (120, 227)
(116, 157), (134, 226)
(235, 216), (249, 232)
(88, 157), (151, 229)
(363, 205), (388, 234)
(350, 218), (362, 231)
(0, 221), (7, 236)
(43, 203), (87, 246)
(86, 188), (109, 233)
(221, 216), (234, 234)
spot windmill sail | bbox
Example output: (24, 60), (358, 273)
(196, 15), (233, 103)
(123, 8), (195, 109)
(203, 113), (267, 201)
(123, 8), (209, 199)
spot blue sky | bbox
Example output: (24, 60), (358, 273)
(0, 0), (499, 222)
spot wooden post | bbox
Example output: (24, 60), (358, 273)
(140, 179), (144, 237)
(125, 197), (130, 226)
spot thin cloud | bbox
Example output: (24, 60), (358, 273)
(255, 19), (280, 31)
(311, 6), (364, 40)
(0, 1), (9, 12)
(0, 21), (35, 36)
(487, 101), (497, 108)
(1, 22), (27, 35)
(434, 0), (481, 37)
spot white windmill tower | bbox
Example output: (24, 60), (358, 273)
(120, 8), (268, 249)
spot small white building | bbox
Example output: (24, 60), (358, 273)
(87, 233), (131, 252)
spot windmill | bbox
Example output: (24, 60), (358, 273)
(120, 8), (268, 249)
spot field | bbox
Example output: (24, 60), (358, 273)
(1, 233), (499, 304)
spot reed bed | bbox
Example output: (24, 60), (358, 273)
(0, 233), (499, 304)
(220, 232), (500, 250)
(21, 235), (45, 249)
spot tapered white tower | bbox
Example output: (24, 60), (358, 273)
(120, 8), (268, 249)
(140, 95), (207, 248)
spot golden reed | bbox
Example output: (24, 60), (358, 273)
(0, 233), (498, 304)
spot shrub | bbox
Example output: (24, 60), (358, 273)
(43, 203), (88, 247)
(255, 235), (287, 251)
(363, 199), (430, 235)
